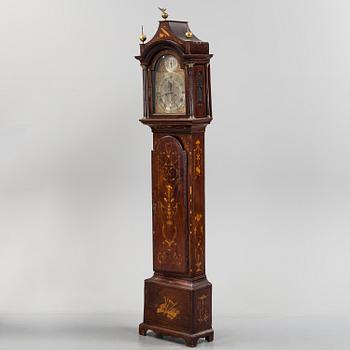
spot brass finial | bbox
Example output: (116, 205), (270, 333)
(139, 25), (147, 43)
(185, 31), (193, 38)
(158, 7), (168, 19)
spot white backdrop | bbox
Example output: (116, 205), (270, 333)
(0, 0), (349, 319)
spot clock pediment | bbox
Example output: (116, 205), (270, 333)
(136, 20), (210, 63)
(147, 20), (202, 47)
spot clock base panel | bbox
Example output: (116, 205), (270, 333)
(140, 275), (213, 347)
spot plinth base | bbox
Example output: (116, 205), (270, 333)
(140, 274), (213, 347)
(139, 322), (214, 347)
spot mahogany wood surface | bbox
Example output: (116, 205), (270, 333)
(136, 19), (214, 347)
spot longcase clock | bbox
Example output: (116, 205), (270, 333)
(136, 10), (214, 347)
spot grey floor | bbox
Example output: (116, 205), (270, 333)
(0, 314), (348, 350)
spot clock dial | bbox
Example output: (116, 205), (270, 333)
(164, 55), (178, 72)
(156, 72), (185, 113)
(154, 55), (186, 114)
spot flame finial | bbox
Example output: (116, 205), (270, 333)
(158, 7), (168, 19)
(139, 25), (147, 43)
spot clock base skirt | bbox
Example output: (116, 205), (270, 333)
(139, 274), (213, 347)
(139, 323), (214, 348)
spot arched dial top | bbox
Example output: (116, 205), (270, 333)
(153, 55), (186, 114)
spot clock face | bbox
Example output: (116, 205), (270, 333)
(154, 55), (186, 114)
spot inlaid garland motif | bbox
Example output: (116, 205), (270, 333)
(154, 136), (186, 270)
(194, 213), (204, 272)
(160, 183), (178, 247)
(197, 294), (209, 323)
(194, 139), (202, 176)
(157, 296), (180, 320)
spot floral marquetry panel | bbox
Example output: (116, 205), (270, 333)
(151, 136), (188, 273)
(188, 133), (206, 276)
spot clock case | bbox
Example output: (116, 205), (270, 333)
(136, 20), (214, 347)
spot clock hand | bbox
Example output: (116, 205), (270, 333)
(168, 80), (173, 94)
